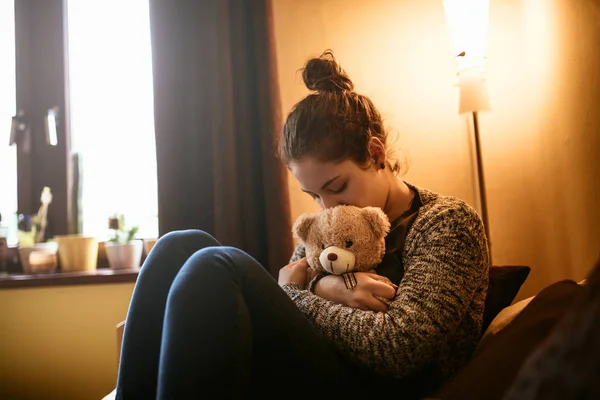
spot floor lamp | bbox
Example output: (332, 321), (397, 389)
(443, 0), (493, 259)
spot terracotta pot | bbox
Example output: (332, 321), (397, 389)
(143, 238), (158, 257)
(18, 242), (59, 274)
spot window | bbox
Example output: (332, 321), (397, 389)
(0, 0), (17, 245)
(66, 0), (158, 240)
(6, 0), (158, 244)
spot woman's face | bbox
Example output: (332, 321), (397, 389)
(289, 157), (389, 211)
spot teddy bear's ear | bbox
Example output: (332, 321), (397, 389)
(292, 213), (317, 243)
(361, 207), (391, 238)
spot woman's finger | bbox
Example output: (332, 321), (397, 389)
(364, 272), (397, 288)
(371, 281), (397, 300)
(351, 293), (389, 312)
(365, 297), (388, 313)
(292, 257), (309, 269)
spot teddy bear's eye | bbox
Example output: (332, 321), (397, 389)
(345, 240), (353, 248)
(321, 244), (325, 250)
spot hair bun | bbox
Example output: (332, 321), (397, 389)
(302, 50), (354, 93)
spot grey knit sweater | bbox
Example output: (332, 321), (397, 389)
(282, 184), (489, 382)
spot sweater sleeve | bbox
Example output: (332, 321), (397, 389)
(281, 202), (489, 379)
(289, 243), (306, 263)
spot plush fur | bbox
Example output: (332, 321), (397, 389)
(292, 205), (391, 276)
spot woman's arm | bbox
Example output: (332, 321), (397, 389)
(282, 202), (489, 379)
(286, 243), (396, 311)
(313, 272), (397, 312)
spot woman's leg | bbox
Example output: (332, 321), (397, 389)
(116, 229), (221, 399)
(156, 246), (364, 399)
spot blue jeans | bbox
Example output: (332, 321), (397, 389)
(115, 230), (367, 399)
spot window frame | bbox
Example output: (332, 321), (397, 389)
(14, 0), (72, 238)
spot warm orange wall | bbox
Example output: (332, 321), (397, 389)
(0, 283), (133, 400)
(273, 0), (600, 299)
(481, 0), (600, 298)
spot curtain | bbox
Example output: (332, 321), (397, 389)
(149, 0), (293, 275)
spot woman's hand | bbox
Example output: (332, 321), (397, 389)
(314, 272), (397, 312)
(278, 258), (311, 287)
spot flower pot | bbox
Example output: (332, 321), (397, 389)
(18, 242), (59, 274)
(55, 235), (98, 272)
(143, 238), (157, 257)
(105, 240), (143, 270)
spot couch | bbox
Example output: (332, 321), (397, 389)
(103, 263), (596, 399)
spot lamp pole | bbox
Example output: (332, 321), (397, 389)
(443, 0), (493, 261)
(471, 110), (491, 260)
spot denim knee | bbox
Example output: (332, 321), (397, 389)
(185, 246), (263, 277)
(156, 229), (221, 252)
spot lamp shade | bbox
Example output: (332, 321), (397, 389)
(443, 0), (490, 72)
(444, 0), (491, 113)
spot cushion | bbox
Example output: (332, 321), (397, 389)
(482, 266), (531, 335)
(481, 295), (534, 340)
(502, 258), (600, 399)
(483, 277), (590, 340)
(435, 279), (585, 400)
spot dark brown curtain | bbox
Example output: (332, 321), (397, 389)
(148, 0), (293, 275)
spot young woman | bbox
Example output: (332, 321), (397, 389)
(116, 51), (489, 399)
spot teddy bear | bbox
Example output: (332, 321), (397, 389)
(292, 205), (393, 289)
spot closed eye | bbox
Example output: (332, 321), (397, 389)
(330, 182), (347, 194)
(302, 190), (320, 200)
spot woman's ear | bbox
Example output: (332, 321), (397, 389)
(361, 207), (391, 238)
(292, 213), (317, 242)
(368, 137), (386, 166)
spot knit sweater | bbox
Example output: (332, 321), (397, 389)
(282, 183), (490, 384)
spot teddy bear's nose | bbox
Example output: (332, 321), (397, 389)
(327, 253), (338, 261)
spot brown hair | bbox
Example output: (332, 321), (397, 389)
(280, 50), (400, 174)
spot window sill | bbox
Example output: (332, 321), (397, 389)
(0, 268), (139, 290)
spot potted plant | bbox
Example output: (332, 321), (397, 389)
(104, 214), (142, 270)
